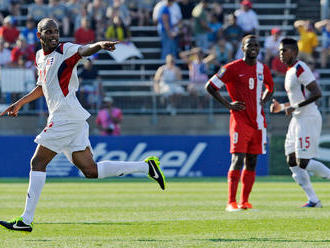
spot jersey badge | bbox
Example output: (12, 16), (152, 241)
(257, 73), (264, 82)
(46, 57), (54, 66)
(217, 67), (226, 78)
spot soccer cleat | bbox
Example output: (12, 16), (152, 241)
(239, 202), (253, 210)
(225, 202), (241, 212)
(302, 201), (322, 208)
(145, 156), (166, 190)
(0, 217), (33, 232)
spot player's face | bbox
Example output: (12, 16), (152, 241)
(242, 38), (259, 59)
(37, 21), (59, 51)
(279, 43), (295, 66)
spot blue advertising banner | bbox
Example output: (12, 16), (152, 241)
(0, 136), (269, 177)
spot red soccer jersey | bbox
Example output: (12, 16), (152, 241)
(208, 59), (274, 129)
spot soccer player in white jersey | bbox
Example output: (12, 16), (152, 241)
(0, 18), (166, 232)
(270, 38), (330, 208)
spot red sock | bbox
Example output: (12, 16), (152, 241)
(240, 169), (256, 204)
(227, 170), (240, 203)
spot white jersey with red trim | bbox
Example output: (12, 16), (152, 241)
(35, 42), (90, 122)
(285, 60), (319, 117)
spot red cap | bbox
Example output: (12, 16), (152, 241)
(241, 0), (252, 8)
(271, 28), (281, 35)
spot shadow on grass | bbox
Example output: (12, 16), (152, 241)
(206, 238), (330, 243)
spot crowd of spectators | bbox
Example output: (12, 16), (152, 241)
(0, 0), (330, 113)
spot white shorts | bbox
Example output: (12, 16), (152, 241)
(34, 120), (92, 163)
(159, 81), (184, 97)
(285, 113), (322, 159)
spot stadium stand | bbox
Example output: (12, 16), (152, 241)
(1, 0), (330, 117)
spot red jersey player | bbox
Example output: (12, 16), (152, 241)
(205, 35), (274, 211)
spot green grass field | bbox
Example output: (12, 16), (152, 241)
(1, 177), (330, 248)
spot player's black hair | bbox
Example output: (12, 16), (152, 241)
(280, 38), (298, 53)
(37, 18), (57, 33)
(241, 34), (257, 45)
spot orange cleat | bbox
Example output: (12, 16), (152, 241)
(238, 202), (253, 210)
(225, 202), (241, 212)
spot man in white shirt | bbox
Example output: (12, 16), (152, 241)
(264, 28), (283, 66)
(235, 0), (258, 36)
(271, 38), (330, 208)
(0, 18), (166, 233)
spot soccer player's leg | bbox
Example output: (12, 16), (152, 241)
(227, 120), (250, 211)
(72, 147), (165, 190)
(0, 145), (56, 232)
(226, 154), (245, 212)
(304, 114), (330, 179)
(239, 154), (257, 210)
(285, 118), (320, 206)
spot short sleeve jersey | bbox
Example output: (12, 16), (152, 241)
(35, 42), (90, 122)
(285, 60), (319, 117)
(208, 59), (274, 129)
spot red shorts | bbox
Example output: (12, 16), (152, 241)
(229, 117), (266, 154)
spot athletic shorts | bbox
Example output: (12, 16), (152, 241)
(285, 113), (322, 159)
(34, 120), (92, 163)
(229, 118), (267, 154)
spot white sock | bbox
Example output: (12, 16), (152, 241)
(306, 159), (330, 179)
(290, 166), (319, 203)
(21, 171), (46, 225)
(97, 160), (148, 179)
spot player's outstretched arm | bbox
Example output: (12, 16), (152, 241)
(0, 86), (43, 117)
(260, 88), (274, 106)
(78, 41), (119, 57)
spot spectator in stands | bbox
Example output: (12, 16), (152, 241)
(0, 15), (19, 48)
(10, 35), (35, 68)
(48, 0), (70, 37)
(235, 0), (258, 36)
(0, 0), (10, 23)
(21, 17), (38, 50)
(192, 0), (211, 51)
(152, 0), (182, 27)
(78, 58), (102, 110)
(105, 15), (130, 41)
(153, 0), (182, 54)
(294, 20), (318, 63)
(211, 2), (224, 25)
(208, 14), (222, 47)
(157, 0), (178, 60)
(154, 54), (184, 114)
(74, 17), (95, 45)
(27, 0), (49, 22)
(315, 19), (330, 68)
(65, 0), (82, 33)
(178, 0), (194, 22)
(73, 3), (91, 32)
(7, 0), (21, 25)
(0, 38), (11, 66)
(129, 0), (155, 26)
(87, 0), (107, 40)
(223, 13), (243, 56)
(179, 47), (211, 107)
(96, 96), (123, 136)
(106, 0), (131, 27)
(206, 38), (233, 75)
(264, 28), (284, 66)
